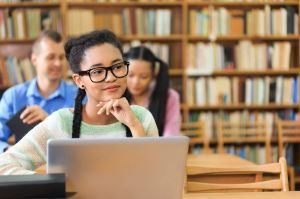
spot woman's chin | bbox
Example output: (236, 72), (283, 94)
(100, 94), (124, 102)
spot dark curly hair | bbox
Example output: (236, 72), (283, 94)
(124, 46), (169, 136)
(65, 29), (131, 138)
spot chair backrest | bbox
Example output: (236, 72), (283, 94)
(180, 121), (210, 153)
(277, 119), (300, 158)
(217, 120), (271, 163)
(186, 157), (289, 192)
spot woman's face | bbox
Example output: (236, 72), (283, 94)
(74, 43), (127, 102)
(127, 59), (154, 96)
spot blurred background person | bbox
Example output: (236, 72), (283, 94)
(0, 30), (77, 153)
(125, 46), (180, 136)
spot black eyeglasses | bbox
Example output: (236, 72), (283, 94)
(78, 61), (130, 83)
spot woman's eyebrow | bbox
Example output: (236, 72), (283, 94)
(90, 58), (123, 68)
(111, 58), (123, 64)
(90, 63), (103, 68)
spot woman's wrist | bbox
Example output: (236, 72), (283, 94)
(127, 118), (145, 137)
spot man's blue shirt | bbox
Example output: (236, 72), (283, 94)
(0, 78), (77, 152)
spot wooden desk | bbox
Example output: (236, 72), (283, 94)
(187, 153), (255, 167)
(183, 191), (300, 199)
(187, 153), (259, 184)
(35, 165), (46, 174)
(36, 154), (253, 174)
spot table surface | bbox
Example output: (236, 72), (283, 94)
(183, 191), (300, 199)
(187, 153), (256, 168)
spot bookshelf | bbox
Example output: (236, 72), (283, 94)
(185, 1), (299, 128)
(0, 1), (63, 87)
(0, 0), (299, 165)
(184, 0), (299, 166)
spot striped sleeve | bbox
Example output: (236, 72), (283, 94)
(0, 110), (67, 175)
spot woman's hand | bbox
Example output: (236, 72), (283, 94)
(96, 97), (145, 137)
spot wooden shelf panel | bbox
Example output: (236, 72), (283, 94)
(208, 138), (279, 144)
(188, 35), (300, 41)
(188, 104), (300, 110)
(0, 39), (35, 44)
(186, 69), (300, 77)
(169, 69), (183, 76)
(0, 2), (60, 8)
(67, 35), (183, 42)
(67, 1), (183, 8)
(119, 35), (183, 41)
(212, 69), (300, 76)
(187, 1), (299, 7)
(0, 85), (9, 90)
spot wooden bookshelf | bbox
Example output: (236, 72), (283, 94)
(188, 35), (300, 41)
(0, 1), (64, 86)
(185, 1), (300, 137)
(0, 39), (35, 44)
(184, 0), (299, 166)
(188, 104), (300, 111)
(67, 1), (183, 7)
(119, 35), (183, 41)
(202, 69), (300, 76)
(169, 69), (184, 76)
(0, 2), (60, 8)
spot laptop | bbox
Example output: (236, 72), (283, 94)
(47, 136), (189, 199)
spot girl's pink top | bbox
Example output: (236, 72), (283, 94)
(163, 89), (181, 136)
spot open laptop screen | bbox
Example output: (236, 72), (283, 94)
(47, 136), (189, 199)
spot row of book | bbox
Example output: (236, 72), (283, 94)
(193, 143), (294, 165)
(123, 40), (170, 65)
(68, 0), (178, 2)
(123, 40), (183, 69)
(0, 0), (52, 2)
(224, 145), (276, 164)
(189, 110), (299, 139)
(187, 41), (294, 73)
(0, 8), (61, 40)
(190, 6), (298, 36)
(201, 0), (297, 2)
(0, 57), (36, 86)
(226, 144), (297, 166)
(196, 143), (295, 166)
(187, 76), (299, 106)
(191, 145), (273, 164)
(0, 0), (294, 3)
(67, 8), (172, 37)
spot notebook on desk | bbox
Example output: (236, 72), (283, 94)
(47, 137), (189, 199)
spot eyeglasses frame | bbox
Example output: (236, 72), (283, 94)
(77, 60), (130, 83)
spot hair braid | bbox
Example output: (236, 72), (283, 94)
(72, 88), (86, 138)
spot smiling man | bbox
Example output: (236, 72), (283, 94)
(0, 30), (77, 153)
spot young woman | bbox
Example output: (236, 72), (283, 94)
(124, 46), (180, 137)
(0, 30), (158, 175)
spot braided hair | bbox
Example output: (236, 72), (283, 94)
(124, 46), (169, 136)
(64, 29), (132, 138)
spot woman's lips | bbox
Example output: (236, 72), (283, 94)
(103, 85), (120, 92)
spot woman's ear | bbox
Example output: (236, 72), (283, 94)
(72, 74), (83, 89)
